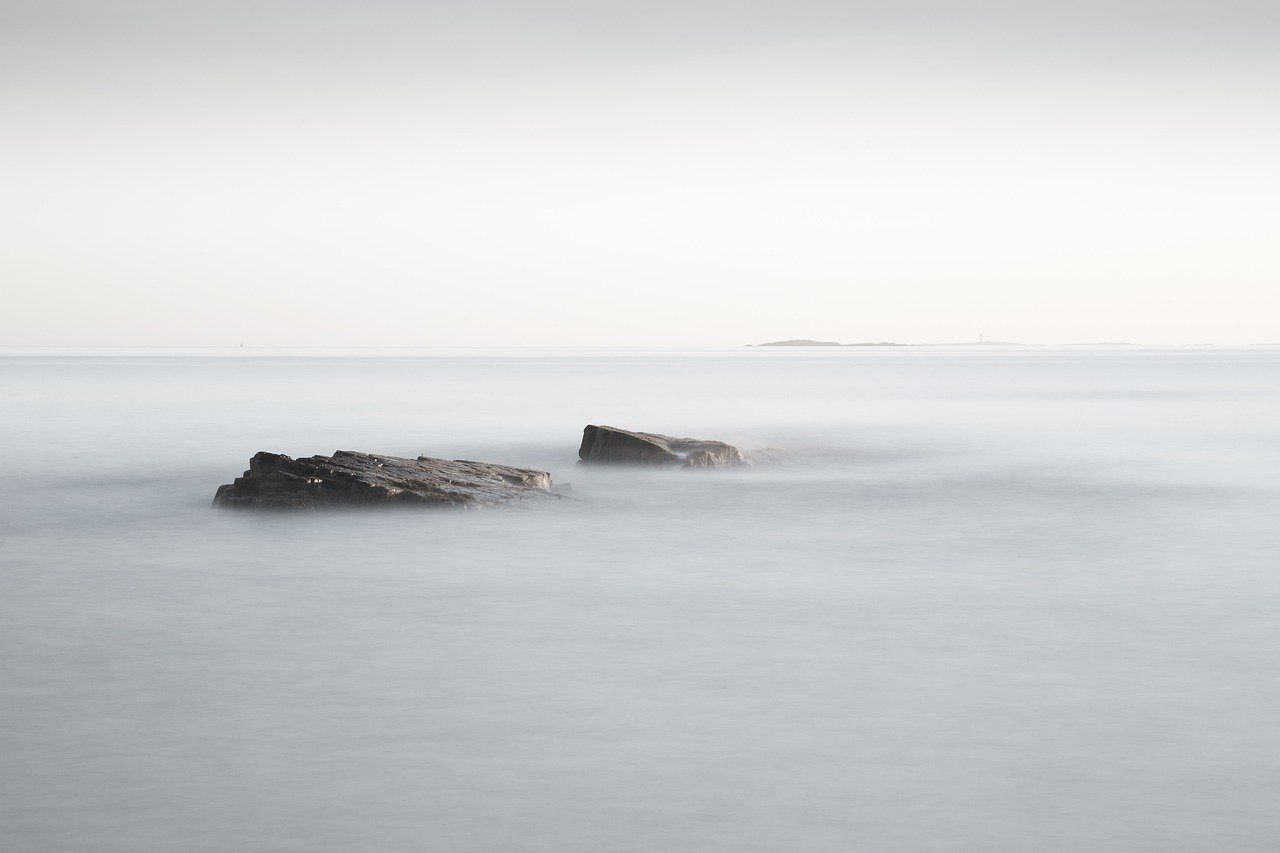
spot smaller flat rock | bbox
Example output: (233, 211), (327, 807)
(214, 450), (554, 510)
(578, 425), (748, 469)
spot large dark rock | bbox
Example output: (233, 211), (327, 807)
(214, 450), (554, 510)
(578, 425), (747, 469)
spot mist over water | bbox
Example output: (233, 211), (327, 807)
(3, 347), (1279, 851)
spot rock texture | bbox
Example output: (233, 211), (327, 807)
(214, 450), (554, 510)
(578, 425), (747, 469)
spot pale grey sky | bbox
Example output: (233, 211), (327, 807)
(3, 1), (1277, 345)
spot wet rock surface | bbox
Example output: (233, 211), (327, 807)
(214, 450), (554, 509)
(577, 424), (748, 469)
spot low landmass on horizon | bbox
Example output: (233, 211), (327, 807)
(753, 339), (1024, 347)
(753, 339), (1169, 347)
(754, 339), (912, 347)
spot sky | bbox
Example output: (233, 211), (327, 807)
(2, 0), (1277, 346)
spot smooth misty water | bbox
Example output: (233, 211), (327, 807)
(3, 347), (1279, 852)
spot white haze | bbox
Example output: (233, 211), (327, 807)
(2, 1), (1278, 346)
(3, 347), (1280, 850)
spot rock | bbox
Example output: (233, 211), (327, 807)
(213, 450), (554, 510)
(577, 425), (747, 469)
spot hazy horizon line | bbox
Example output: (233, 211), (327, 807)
(5, 341), (1280, 350)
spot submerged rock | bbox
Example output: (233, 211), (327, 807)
(213, 450), (554, 510)
(577, 425), (747, 469)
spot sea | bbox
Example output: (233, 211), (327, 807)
(2, 346), (1278, 851)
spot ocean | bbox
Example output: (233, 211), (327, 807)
(3, 346), (1279, 851)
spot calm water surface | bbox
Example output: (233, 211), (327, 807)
(2, 347), (1279, 851)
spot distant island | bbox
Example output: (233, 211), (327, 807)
(749, 338), (1183, 347)
(938, 340), (1024, 346)
(754, 339), (909, 347)
(756, 339), (842, 347)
